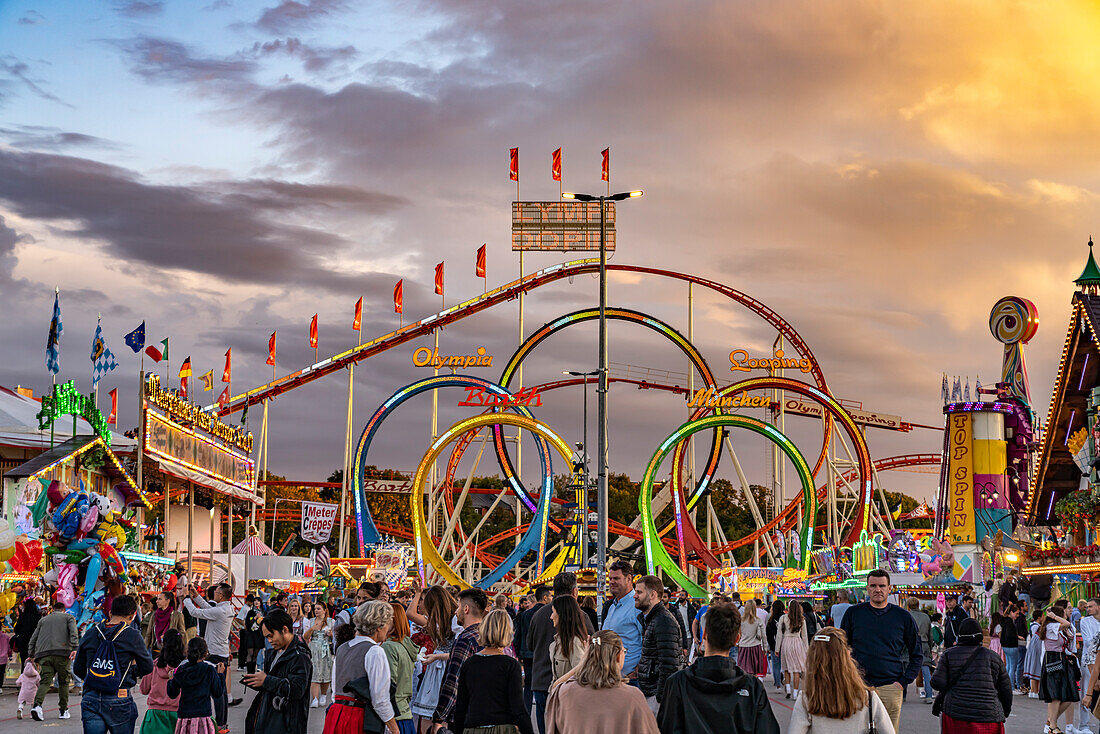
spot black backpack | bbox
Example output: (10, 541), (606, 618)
(85, 624), (133, 693)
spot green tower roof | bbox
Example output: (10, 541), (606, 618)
(1077, 238), (1100, 286)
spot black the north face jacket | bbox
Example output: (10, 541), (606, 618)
(656, 656), (780, 734)
(636, 603), (685, 702)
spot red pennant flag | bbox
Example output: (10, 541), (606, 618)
(393, 280), (403, 314)
(476, 244), (486, 278)
(551, 147), (562, 182)
(266, 332), (276, 366)
(601, 148), (609, 182)
(309, 313), (318, 349)
(434, 262), (444, 296)
(509, 147), (519, 182)
(180, 375), (188, 399)
(222, 348), (232, 383)
(352, 297), (362, 331)
(108, 388), (117, 426)
(216, 386), (230, 408)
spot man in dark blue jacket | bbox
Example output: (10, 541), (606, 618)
(840, 569), (921, 734)
(73, 594), (154, 734)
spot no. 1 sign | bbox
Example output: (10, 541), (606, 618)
(301, 501), (338, 544)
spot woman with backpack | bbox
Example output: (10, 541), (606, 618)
(930, 618), (1013, 734)
(139, 629), (184, 734)
(166, 637), (225, 734)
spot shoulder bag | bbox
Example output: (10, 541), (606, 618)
(931, 647), (983, 717)
(867, 692), (877, 734)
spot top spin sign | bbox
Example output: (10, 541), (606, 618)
(511, 201), (615, 251)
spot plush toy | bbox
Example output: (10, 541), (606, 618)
(52, 492), (89, 542)
(56, 563), (78, 607)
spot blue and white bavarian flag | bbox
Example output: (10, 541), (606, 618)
(45, 289), (63, 375)
(90, 318), (118, 388)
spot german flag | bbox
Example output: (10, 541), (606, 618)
(178, 356), (192, 378)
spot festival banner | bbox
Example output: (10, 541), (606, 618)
(393, 280), (403, 314)
(434, 262), (444, 296)
(601, 148), (609, 182)
(947, 412), (976, 544)
(309, 314), (318, 349)
(266, 332), (276, 366)
(509, 147), (519, 182)
(551, 147), (562, 181)
(301, 501), (338, 544)
(352, 297), (363, 332)
(476, 245), (486, 278)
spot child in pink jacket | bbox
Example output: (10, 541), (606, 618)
(17, 659), (40, 718)
(139, 629), (183, 734)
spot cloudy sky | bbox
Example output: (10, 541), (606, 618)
(3, 0), (1099, 509)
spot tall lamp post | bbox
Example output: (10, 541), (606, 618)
(561, 189), (642, 612)
(564, 369), (598, 564)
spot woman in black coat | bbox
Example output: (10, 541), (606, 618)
(931, 618), (1013, 734)
(11, 598), (41, 667)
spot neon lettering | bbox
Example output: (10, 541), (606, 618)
(413, 346), (494, 369)
(729, 348), (814, 374)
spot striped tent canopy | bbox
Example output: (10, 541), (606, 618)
(232, 536), (275, 556)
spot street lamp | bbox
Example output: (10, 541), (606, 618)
(561, 189), (643, 612)
(564, 370), (598, 564)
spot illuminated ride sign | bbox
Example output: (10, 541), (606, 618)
(686, 389), (770, 409)
(37, 381), (110, 441)
(144, 409), (256, 494)
(729, 349), (814, 374)
(781, 397), (904, 432)
(412, 346), (494, 369)
(458, 386), (543, 408)
(511, 201), (615, 251)
(852, 530), (885, 574)
(145, 375), (252, 452)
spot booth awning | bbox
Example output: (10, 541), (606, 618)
(232, 536), (275, 556)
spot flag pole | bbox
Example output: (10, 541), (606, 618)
(430, 286), (442, 524)
(339, 317), (363, 558)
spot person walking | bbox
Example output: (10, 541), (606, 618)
(736, 600), (767, 678)
(544, 630), (657, 734)
(839, 569), (922, 733)
(28, 599), (79, 720)
(1080, 598), (1100, 734)
(382, 603), (418, 734)
(139, 629), (184, 734)
(145, 593), (187, 657)
(931, 618), (1013, 734)
(549, 596), (589, 682)
(433, 588), (487, 733)
(905, 597), (934, 704)
(778, 597), (808, 699)
(517, 585), (548, 712)
(74, 594), (155, 734)
(238, 598), (265, 675)
(451, 609), (533, 734)
(999, 605), (1025, 697)
(633, 575), (685, 715)
(601, 562), (643, 679)
(529, 573), (595, 733)
(183, 582), (240, 734)
(1039, 605), (1081, 734)
(17, 658), (40, 719)
(325, 602), (397, 734)
(304, 601), (335, 709)
(167, 638), (226, 734)
(829, 591), (852, 630)
(788, 626), (895, 734)
(1025, 608), (1045, 698)
(943, 595), (970, 650)
(13, 597), (42, 668)
(765, 600), (783, 690)
(243, 608), (315, 734)
(656, 602), (780, 734)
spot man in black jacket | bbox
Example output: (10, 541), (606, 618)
(657, 602), (779, 734)
(243, 609), (313, 734)
(634, 575), (685, 714)
(942, 594), (970, 649)
(515, 585), (548, 713)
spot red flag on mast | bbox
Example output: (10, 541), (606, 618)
(434, 263), (444, 296)
(222, 348), (232, 383)
(352, 297), (362, 331)
(551, 147), (562, 182)
(476, 245), (486, 278)
(266, 332), (276, 366)
(309, 313), (318, 349)
(601, 148), (609, 182)
(509, 147), (519, 182)
(216, 386), (230, 408)
(107, 388), (117, 425)
(393, 280), (403, 314)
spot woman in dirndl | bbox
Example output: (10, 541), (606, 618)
(1039, 604), (1079, 734)
(324, 601), (398, 734)
(736, 600), (768, 677)
(1024, 608), (1045, 694)
(305, 602), (335, 708)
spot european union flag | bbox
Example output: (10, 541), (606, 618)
(124, 321), (146, 353)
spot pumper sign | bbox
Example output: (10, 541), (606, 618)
(301, 501), (338, 544)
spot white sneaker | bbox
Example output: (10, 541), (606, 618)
(17, 704), (23, 720)
(30, 706), (44, 721)
(1030, 692), (1040, 699)
(918, 689), (926, 698)
(310, 698), (319, 708)
(1078, 727), (1095, 734)
(59, 710), (70, 720)
(319, 694), (327, 706)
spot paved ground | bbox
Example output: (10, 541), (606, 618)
(0, 672), (1073, 733)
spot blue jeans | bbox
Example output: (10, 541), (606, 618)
(207, 655), (229, 727)
(396, 720), (415, 734)
(533, 690), (548, 734)
(81, 691), (138, 734)
(769, 652), (782, 687)
(920, 664), (934, 698)
(1003, 647), (1023, 689)
(521, 658), (533, 712)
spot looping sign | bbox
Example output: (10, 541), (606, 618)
(300, 501), (338, 544)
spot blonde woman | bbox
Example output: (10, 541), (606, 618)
(287, 598), (306, 637)
(737, 600), (767, 677)
(545, 631), (657, 734)
(789, 627), (895, 734)
(451, 609), (532, 734)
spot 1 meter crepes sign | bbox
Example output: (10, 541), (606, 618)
(301, 501), (338, 544)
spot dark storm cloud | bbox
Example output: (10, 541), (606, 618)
(114, 36), (256, 84)
(114, 1), (165, 17)
(0, 149), (408, 291)
(254, 0), (347, 34)
(250, 38), (356, 72)
(0, 125), (119, 151)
